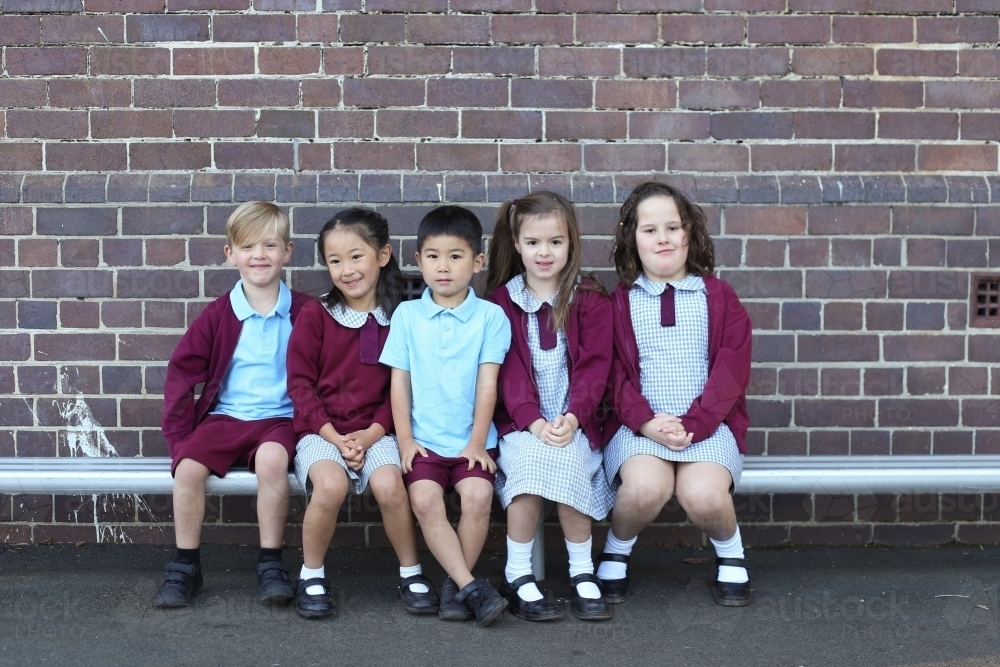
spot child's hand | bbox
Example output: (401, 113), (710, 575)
(337, 440), (366, 471)
(342, 424), (386, 452)
(398, 437), (427, 474)
(661, 428), (694, 451)
(528, 418), (548, 441)
(544, 414), (578, 448)
(640, 414), (690, 449)
(459, 442), (496, 474)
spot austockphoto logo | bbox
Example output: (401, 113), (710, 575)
(2, 590), (88, 641)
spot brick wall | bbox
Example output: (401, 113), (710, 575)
(1, 0), (999, 549)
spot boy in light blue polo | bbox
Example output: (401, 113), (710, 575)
(380, 205), (511, 626)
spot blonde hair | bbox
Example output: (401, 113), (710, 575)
(225, 201), (290, 248)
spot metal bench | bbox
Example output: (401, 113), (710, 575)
(4, 455), (1000, 579)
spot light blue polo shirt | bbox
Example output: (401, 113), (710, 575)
(380, 287), (511, 458)
(211, 280), (295, 421)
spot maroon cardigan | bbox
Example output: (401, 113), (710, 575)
(488, 280), (613, 451)
(286, 298), (393, 440)
(160, 288), (313, 456)
(603, 273), (752, 453)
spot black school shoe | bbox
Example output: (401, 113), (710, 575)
(257, 560), (295, 604)
(454, 579), (508, 627)
(710, 557), (752, 607)
(399, 574), (440, 615)
(295, 577), (335, 619)
(439, 577), (475, 621)
(594, 553), (630, 604)
(569, 573), (612, 621)
(152, 561), (203, 608)
(499, 574), (563, 622)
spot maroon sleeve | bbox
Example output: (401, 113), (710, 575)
(161, 312), (214, 454)
(286, 303), (335, 437)
(680, 284), (752, 443)
(566, 290), (613, 425)
(489, 289), (545, 431)
(606, 290), (655, 434)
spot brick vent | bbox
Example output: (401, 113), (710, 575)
(972, 273), (1000, 328)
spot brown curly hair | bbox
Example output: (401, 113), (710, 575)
(612, 181), (715, 285)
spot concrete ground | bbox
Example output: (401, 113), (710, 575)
(1, 544), (999, 667)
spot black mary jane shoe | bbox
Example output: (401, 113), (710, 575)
(295, 577), (335, 619)
(438, 577), (474, 621)
(710, 557), (752, 607)
(569, 573), (612, 621)
(594, 553), (630, 604)
(399, 574), (440, 615)
(500, 574), (563, 622)
(257, 560), (295, 604)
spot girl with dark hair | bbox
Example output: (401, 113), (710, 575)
(486, 191), (615, 622)
(286, 208), (438, 619)
(597, 181), (754, 607)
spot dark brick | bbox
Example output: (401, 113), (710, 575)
(173, 47), (254, 75)
(46, 144), (127, 172)
(215, 143), (294, 170)
(36, 208), (116, 236)
(6, 47), (86, 75)
(117, 270), (199, 299)
(798, 334), (879, 362)
(865, 368), (904, 396)
(65, 175), (107, 204)
(127, 14), (209, 42)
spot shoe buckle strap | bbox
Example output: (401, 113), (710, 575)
(570, 573), (603, 592)
(716, 557), (748, 568)
(508, 574), (538, 590)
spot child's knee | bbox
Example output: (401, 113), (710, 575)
(679, 487), (731, 519)
(457, 480), (494, 516)
(310, 468), (349, 507)
(408, 486), (444, 519)
(370, 471), (409, 511)
(174, 458), (210, 489)
(620, 475), (672, 511)
(254, 442), (289, 479)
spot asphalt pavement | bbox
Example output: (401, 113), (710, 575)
(2, 543), (999, 667)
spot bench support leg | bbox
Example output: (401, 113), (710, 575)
(530, 499), (555, 581)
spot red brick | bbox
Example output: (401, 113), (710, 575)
(792, 47), (873, 75)
(60, 301), (99, 328)
(869, 0), (951, 10)
(258, 47), (320, 75)
(368, 46), (450, 75)
(918, 17), (999, 44)
(41, 15), (124, 44)
(339, 14), (405, 43)
(407, 15), (488, 44)
(19, 239), (57, 266)
(7, 110), (88, 139)
(712, 112), (792, 139)
(538, 47), (620, 77)
(452, 46), (535, 75)
(90, 47), (170, 75)
(215, 143), (294, 170)
(679, 81), (759, 109)
(725, 206), (807, 235)
(428, 79), (507, 108)
(173, 109), (256, 137)
(0, 144), (43, 170)
(512, 79), (592, 109)
(795, 399), (876, 427)
(0, 80), (48, 107)
(624, 48), (706, 77)
(343, 79), (424, 108)
(705, 0), (784, 8)
(173, 47), (254, 75)
(809, 207), (890, 235)
(843, 81), (923, 109)
(299, 144), (331, 172)
(919, 145), (997, 172)
(135, 79), (216, 107)
(5, 47), (86, 75)
(669, 144), (749, 172)
(882, 398), (960, 426)
(126, 14), (208, 42)
(117, 269), (199, 298)
(789, 238), (829, 267)
(584, 144), (665, 172)
(751, 144), (832, 172)
(595, 81), (676, 110)
(318, 110), (374, 138)
(500, 144), (580, 172)
(708, 47), (789, 76)
(964, 400), (1000, 427)
(170, 0), (250, 8)
(794, 111), (875, 139)
(128, 143), (209, 171)
(145, 239), (186, 267)
(806, 270), (886, 298)
(416, 144), (497, 172)
(52, 79), (131, 109)
(546, 111), (626, 140)
(748, 16), (831, 44)
(833, 16), (914, 43)
(303, 80), (342, 108)
(879, 112), (958, 140)
(835, 144), (915, 172)
(0, 16), (41, 45)
(927, 82), (1000, 109)
(213, 15), (295, 42)
(333, 142), (415, 170)
(256, 110), (315, 138)
(462, 110), (542, 139)
(35, 334), (116, 361)
(296, 14), (338, 42)
(877, 49), (956, 78)
(536, 0), (615, 10)
(91, 110), (172, 139)
(960, 51), (1000, 78)
(377, 110), (457, 138)
(46, 144), (126, 172)
(493, 15), (574, 44)
(761, 80), (841, 108)
(662, 14), (744, 44)
(888, 271), (968, 299)
(218, 80), (299, 107)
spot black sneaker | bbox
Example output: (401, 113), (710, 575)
(454, 579), (507, 627)
(439, 577), (474, 621)
(152, 561), (203, 608)
(399, 574), (440, 615)
(499, 575), (563, 622)
(257, 560), (294, 604)
(295, 577), (335, 619)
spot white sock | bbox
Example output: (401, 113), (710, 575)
(505, 536), (543, 602)
(399, 564), (430, 593)
(566, 538), (601, 600)
(710, 526), (749, 584)
(300, 564), (326, 595)
(596, 530), (635, 581)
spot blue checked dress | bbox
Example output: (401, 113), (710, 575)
(495, 275), (616, 521)
(294, 302), (402, 496)
(603, 274), (743, 489)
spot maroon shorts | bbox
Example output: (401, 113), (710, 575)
(402, 447), (499, 491)
(170, 414), (297, 477)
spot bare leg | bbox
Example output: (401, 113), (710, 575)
(608, 455), (676, 542)
(369, 465), (418, 567)
(409, 480), (476, 589)
(453, 477), (495, 572)
(506, 493), (542, 544)
(173, 458), (211, 550)
(673, 462), (736, 541)
(253, 441), (291, 549)
(301, 461), (350, 569)
(557, 503), (592, 544)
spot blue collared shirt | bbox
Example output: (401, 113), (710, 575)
(211, 280), (295, 421)
(380, 287), (511, 458)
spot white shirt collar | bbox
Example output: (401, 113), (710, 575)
(633, 273), (706, 297)
(323, 300), (390, 328)
(505, 274), (556, 314)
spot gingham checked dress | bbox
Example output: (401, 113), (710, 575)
(495, 275), (616, 520)
(603, 274), (743, 489)
(293, 302), (402, 495)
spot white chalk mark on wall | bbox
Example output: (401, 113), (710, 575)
(56, 393), (119, 458)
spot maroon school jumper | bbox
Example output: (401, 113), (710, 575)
(160, 288), (313, 457)
(488, 279), (613, 451)
(603, 273), (752, 453)
(285, 299), (394, 439)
